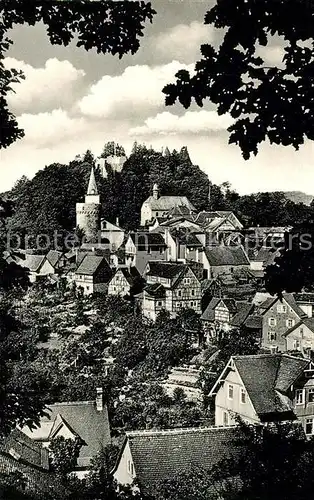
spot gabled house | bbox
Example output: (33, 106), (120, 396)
(209, 354), (314, 436)
(0, 428), (64, 497)
(112, 426), (238, 494)
(163, 227), (205, 263)
(202, 245), (250, 279)
(100, 218), (125, 251)
(21, 388), (111, 478)
(201, 298), (255, 338)
(74, 254), (112, 295)
(295, 292), (314, 319)
(108, 266), (141, 297)
(142, 261), (202, 321)
(125, 232), (167, 274)
(46, 249), (65, 272)
(284, 317), (314, 353)
(17, 252), (55, 283)
(141, 184), (196, 226)
(257, 293), (308, 351)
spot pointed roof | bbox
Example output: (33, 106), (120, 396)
(87, 166), (98, 195)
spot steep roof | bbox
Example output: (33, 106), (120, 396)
(170, 229), (203, 247)
(145, 261), (187, 280)
(46, 249), (63, 268)
(144, 283), (166, 298)
(75, 254), (110, 276)
(204, 246), (250, 267)
(87, 165), (98, 195)
(1, 428), (49, 471)
(19, 254), (46, 272)
(22, 401), (111, 468)
(129, 232), (167, 248)
(201, 297), (221, 321)
(118, 426), (239, 493)
(143, 195), (196, 212)
(233, 354), (309, 421)
(258, 293), (307, 319)
(231, 302), (255, 327)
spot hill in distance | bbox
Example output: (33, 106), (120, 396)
(284, 191), (313, 206)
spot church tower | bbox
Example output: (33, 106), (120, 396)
(76, 166), (101, 242)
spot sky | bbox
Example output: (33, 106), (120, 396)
(1, 0), (314, 195)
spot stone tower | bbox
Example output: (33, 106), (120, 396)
(76, 166), (101, 242)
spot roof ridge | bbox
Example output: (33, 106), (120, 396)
(127, 424), (237, 437)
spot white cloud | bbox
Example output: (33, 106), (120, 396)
(17, 109), (89, 146)
(129, 110), (234, 136)
(152, 21), (214, 63)
(78, 61), (194, 118)
(4, 58), (85, 111)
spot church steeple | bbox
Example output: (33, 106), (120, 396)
(87, 165), (98, 195)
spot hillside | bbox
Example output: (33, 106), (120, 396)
(284, 191), (313, 206)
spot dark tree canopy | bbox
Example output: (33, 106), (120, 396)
(163, 0), (314, 159)
(0, 0), (156, 149)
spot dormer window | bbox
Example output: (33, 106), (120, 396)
(127, 460), (134, 477)
(296, 389), (305, 405)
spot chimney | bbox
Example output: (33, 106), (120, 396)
(96, 387), (103, 411)
(153, 183), (159, 200)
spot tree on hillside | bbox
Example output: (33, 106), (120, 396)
(163, 0), (314, 159)
(1, 0), (156, 149)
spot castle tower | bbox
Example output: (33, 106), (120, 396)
(152, 183), (159, 200)
(76, 166), (101, 242)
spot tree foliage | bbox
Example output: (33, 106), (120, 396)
(163, 0), (314, 158)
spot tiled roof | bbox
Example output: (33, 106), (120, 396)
(295, 292), (314, 303)
(231, 302), (254, 327)
(233, 354), (309, 421)
(144, 283), (166, 298)
(46, 249), (63, 268)
(146, 261), (187, 280)
(204, 246), (250, 267)
(258, 293), (307, 319)
(22, 401), (111, 468)
(170, 229), (203, 247)
(143, 195), (196, 212)
(244, 315), (263, 330)
(166, 205), (194, 217)
(18, 254), (46, 272)
(120, 426), (239, 493)
(129, 232), (167, 248)
(201, 297), (221, 321)
(75, 254), (110, 276)
(194, 211), (220, 225)
(1, 428), (49, 471)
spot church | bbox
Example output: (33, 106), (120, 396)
(140, 183), (196, 226)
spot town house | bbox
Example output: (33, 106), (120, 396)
(284, 317), (314, 353)
(202, 245), (250, 279)
(74, 254), (112, 295)
(201, 298), (255, 338)
(257, 293), (308, 351)
(112, 426), (238, 494)
(125, 231), (167, 275)
(209, 353), (314, 438)
(142, 261), (202, 322)
(21, 388), (111, 478)
(108, 266), (141, 297)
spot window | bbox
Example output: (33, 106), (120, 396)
(190, 301), (194, 307)
(240, 388), (246, 404)
(184, 278), (190, 284)
(308, 389), (314, 403)
(293, 339), (301, 350)
(178, 290), (182, 297)
(268, 318), (276, 327)
(157, 301), (162, 307)
(223, 411), (229, 426)
(191, 289), (195, 296)
(300, 327), (304, 337)
(228, 384), (234, 400)
(305, 418), (314, 435)
(296, 389), (305, 405)
(277, 304), (287, 313)
(86, 286), (89, 291)
(268, 331), (277, 341)
(286, 319), (295, 328)
(156, 212), (159, 217)
(127, 460), (134, 476)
